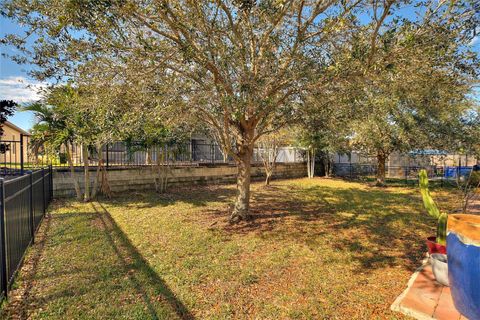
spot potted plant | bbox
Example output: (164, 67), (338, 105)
(419, 170), (447, 254)
(447, 214), (480, 319)
(430, 253), (449, 286)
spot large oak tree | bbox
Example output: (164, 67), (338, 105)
(3, 0), (364, 221)
(2, 0), (477, 218)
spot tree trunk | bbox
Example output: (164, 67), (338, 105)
(160, 157), (170, 194)
(83, 143), (90, 202)
(311, 148), (316, 178)
(90, 142), (103, 199)
(153, 151), (170, 193)
(99, 161), (112, 198)
(65, 143), (82, 201)
(153, 154), (162, 192)
(146, 147), (152, 165)
(231, 148), (253, 222)
(376, 151), (387, 186)
(262, 152), (275, 186)
(307, 149), (311, 178)
(307, 147), (315, 178)
(265, 171), (272, 186)
(325, 151), (330, 177)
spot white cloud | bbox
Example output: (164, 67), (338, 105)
(0, 76), (48, 103)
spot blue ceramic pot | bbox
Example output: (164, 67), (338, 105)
(447, 214), (480, 320)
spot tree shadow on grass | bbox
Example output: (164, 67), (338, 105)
(102, 179), (438, 274)
(207, 182), (435, 273)
(3, 202), (194, 320)
(106, 185), (236, 210)
(91, 202), (195, 320)
(1, 212), (53, 319)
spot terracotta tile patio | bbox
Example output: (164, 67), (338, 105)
(391, 258), (469, 320)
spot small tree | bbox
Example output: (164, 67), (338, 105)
(24, 87), (84, 200)
(294, 93), (352, 179)
(26, 84), (120, 201)
(257, 129), (290, 186)
(345, 23), (478, 186)
(457, 169), (480, 214)
(75, 83), (124, 200)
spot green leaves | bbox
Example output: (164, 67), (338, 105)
(2, 0), (478, 168)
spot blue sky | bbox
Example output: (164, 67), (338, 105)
(1, 17), (43, 132)
(0, 5), (478, 132)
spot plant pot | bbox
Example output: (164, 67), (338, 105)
(447, 214), (480, 320)
(426, 236), (447, 254)
(430, 254), (449, 286)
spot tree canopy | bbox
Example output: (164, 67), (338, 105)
(2, 0), (479, 218)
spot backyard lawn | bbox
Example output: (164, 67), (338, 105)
(2, 178), (459, 319)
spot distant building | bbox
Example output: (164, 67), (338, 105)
(0, 121), (30, 165)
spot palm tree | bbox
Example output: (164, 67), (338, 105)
(23, 101), (83, 200)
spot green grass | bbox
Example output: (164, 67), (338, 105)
(1, 178), (460, 319)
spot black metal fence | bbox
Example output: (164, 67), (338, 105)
(332, 163), (474, 186)
(0, 138), (26, 176)
(0, 166), (53, 301)
(98, 141), (230, 167)
(26, 141), (235, 168)
(332, 163), (424, 179)
(2, 136), (304, 171)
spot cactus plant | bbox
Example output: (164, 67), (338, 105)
(419, 169), (447, 245)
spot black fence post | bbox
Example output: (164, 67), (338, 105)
(211, 143), (215, 165)
(189, 139), (195, 162)
(106, 144), (109, 168)
(457, 159), (460, 180)
(20, 134), (24, 176)
(50, 165), (53, 201)
(0, 178), (8, 299)
(29, 172), (34, 243)
(41, 168), (46, 215)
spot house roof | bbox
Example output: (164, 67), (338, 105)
(3, 121), (31, 136)
(409, 149), (448, 156)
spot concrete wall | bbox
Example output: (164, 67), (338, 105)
(53, 163), (307, 197)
